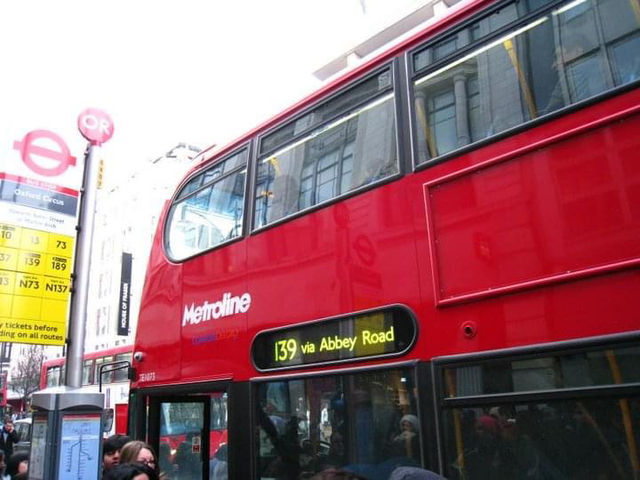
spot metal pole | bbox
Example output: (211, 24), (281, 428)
(64, 143), (101, 387)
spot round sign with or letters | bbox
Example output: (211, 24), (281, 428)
(77, 108), (114, 145)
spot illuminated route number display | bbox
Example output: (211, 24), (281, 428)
(252, 307), (416, 371)
(0, 223), (73, 345)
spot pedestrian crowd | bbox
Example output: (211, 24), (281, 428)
(102, 434), (163, 480)
(0, 415), (450, 480)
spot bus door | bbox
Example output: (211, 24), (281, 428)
(149, 394), (226, 480)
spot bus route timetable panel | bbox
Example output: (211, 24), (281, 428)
(0, 223), (73, 345)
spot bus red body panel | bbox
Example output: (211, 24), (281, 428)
(129, 0), (640, 477)
(135, 97), (640, 384)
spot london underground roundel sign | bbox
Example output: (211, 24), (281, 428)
(77, 108), (114, 145)
(13, 130), (77, 177)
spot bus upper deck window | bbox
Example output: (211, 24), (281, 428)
(254, 68), (398, 229)
(165, 149), (248, 260)
(412, 0), (640, 164)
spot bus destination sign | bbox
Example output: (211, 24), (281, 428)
(252, 307), (416, 371)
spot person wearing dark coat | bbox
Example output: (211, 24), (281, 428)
(0, 421), (18, 458)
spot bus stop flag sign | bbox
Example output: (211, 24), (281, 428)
(77, 108), (114, 145)
(1, 127), (80, 346)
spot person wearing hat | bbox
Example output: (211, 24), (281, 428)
(392, 414), (420, 460)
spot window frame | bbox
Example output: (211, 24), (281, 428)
(82, 359), (94, 386)
(257, 65), (396, 159)
(433, 333), (640, 404)
(251, 361), (426, 479)
(164, 144), (252, 262)
(113, 352), (133, 383)
(46, 365), (63, 387)
(432, 332), (640, 475)
(95, 355), (115, 385)
(407, 0), (640, 171)
(149, 394), (212, 479)
(131, 380), (237, 479)
(251, 62), (403, 233)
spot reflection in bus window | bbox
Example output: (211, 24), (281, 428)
(46, 366), (61, 387)
(95, 356), (114, 385)
(254, 70), (397, 229)
(159, 401), (204, 480)
(441, 345), (640, 479)
(444, 344), (640, 396)
(256, 368), (419, 479)
(82, 360), (93, 386)
(166, 150), (247, 260)
(158, 393), (228, 480)
(413, 0), (640, 163)
(113, 353), (132, 382)
(445, 398), (640, 479)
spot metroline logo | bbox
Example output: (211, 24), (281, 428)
(182, 292), (252, 326)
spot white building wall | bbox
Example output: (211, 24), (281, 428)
(84, 144), (200, 354)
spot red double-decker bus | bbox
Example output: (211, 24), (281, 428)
(128, 0), (640, 477)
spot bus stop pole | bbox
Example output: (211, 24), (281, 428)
(64, 143), (101, 388)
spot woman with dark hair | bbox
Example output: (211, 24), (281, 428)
(103, 462), (158, 480)
(103, 434), (131, 476)
(5, 452), (28, 479)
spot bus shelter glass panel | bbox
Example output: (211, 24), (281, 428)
(412, 0), (640, 163)
(256, 368), (420, 479)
